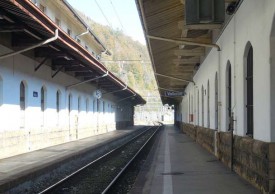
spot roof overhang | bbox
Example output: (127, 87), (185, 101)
(62, 0), (112, 56)
(136, 0), (238, 105)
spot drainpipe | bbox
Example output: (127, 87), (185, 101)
(216, 41), (222, 160)
(218, 49), (222, 132)
(0, 29), (59, 60)
(66, 71), (109, 89)
(147, 35), (221, 51)
(75, 27), (89, 39)
(230, 112), (235, 171)
(230, 14), (237, 172)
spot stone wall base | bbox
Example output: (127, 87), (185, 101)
(0, 123), (117, 159)
(180, 122), (275, 194)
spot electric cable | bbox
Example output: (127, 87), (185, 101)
(94, 0), (112, 27)
(109, 0), (124, 31)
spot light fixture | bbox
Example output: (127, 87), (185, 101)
(179, 45), (185, 49)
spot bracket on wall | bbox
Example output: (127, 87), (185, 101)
(117, 93), (136, 103)
(66, 71), (109, 89)
(102, 85), (127, 95)
(52, 65), (63, 78)
(35, 58), (48, 72)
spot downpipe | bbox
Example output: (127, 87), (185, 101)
(0, 29), (59, 60)
(66, 71), (109, 89)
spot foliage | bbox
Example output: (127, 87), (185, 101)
(78, 11), (158, 97)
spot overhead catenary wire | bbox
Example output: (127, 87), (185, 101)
(94, 0), (112, 27)
(109, 0), (124, 31)
(94, 1), (141, 58)
(92, 0), (151, 98)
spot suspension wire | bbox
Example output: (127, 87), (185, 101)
(93, 0), (150, 88)
(109, 0), (124, 31)
(94, 0), (112, 27)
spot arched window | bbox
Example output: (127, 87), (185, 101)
(41, 86), (46, 127)
(93, 99), (96, 113)
(97, 99), (100, 113)
(86, 98), (89, 113)
(245, 44), (254, 136)
(20, 81), (26, 111)
(103, 101), (105, 113)
(68, 94), (72, 113)
(197, 90), (200, 125)
(191, 95), (193, 123)
(226, 61), (232, 131)
(56, 90), (60, 113)
(215, 72), (218, 129)
(0, 76), (3, 106)
(207, 80), (210, 128)
(20, 81), (26, 128)
(41, 86), (45, 112)
(188, 94), (190, 123)
(78, 97), (81, 113)
(201, 85), (204, 127)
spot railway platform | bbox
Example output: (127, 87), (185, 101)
(131, 125), (261, 194)
(0, 125), (144, 193)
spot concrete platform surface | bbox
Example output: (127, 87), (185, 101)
(0, 125), (144, 192)
(131, 125), (261, 194)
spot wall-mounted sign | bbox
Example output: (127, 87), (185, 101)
(33, 91), (38, 97)
(93, 89), (102, 99)
(165, 91), (185, 97)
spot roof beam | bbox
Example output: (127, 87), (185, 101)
(178, 21), (188, 37)
(155, 72), (194, 83)
(185, 24), (222, 30)
(174, 48), (205, 56)
(75, 72), (93, 77)
(173, 58), (200, 64)
(64, 67), (90, 72)
(12, 38), (40, 47)
(52, 59), (81, 66)
(179, 20), (222, 30)
(0, 9), (15, 23)
(35, 48), (68, 58)
(0, 24), (25, 32)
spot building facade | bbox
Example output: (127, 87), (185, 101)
(0, 0), (145, 159)
(137, 0), (275, 192)
(178, 1), (275, 193)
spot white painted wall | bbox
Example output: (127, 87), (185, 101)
(33, 0), (103, 56)
(0, 44), (133, 158)
(179, 0), (275, 142)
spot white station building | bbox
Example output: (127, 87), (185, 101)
(137, 0), (275, 193)
(0, 0), (145, 159)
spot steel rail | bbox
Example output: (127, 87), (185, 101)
(38, 126), (154, 194)
(102, 124), (162, 194)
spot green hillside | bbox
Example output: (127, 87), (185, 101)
(78, 12), (157, 96)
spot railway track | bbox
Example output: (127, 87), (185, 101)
(38, 125), (162, 194)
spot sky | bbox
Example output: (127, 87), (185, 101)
(67, 0), (146, 45)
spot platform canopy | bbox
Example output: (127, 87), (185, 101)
(136, 0), (237, 105)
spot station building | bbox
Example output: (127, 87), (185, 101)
(0, 0), (145, 159)
(137, 0), (275, 193)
